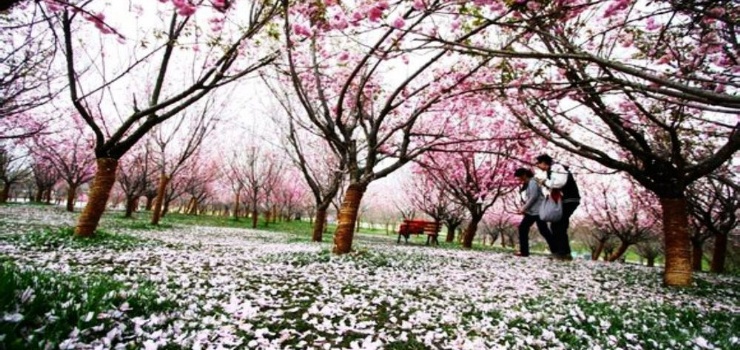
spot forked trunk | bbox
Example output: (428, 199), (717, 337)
(75, 158), (118, 237)
(151, 174), (170, 225)
(312, 207), (327, 242)
(710, 233), (728, 273)
(66, 185), (78, 212)
(660, 197), (692, 287)
(607, 242), (630, 262)
(691, 239), (704, 271)
(462, 218), (481, 249)
(333, 183), (367, 254)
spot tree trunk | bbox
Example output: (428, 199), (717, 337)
(151, 174), (170, 225)
(500, 230), (506, 248)
(333, 183), (367, 254)
(0, 183), (10, 203)
(144, 195), (154, 211)
(44, 189), (52, 203)
(124, 196), (136, 218)
(187, 197), (198, 215)
(34, 188), (43, 202)
(710, 233), (728, 273)
(592, 241), (605, 261)
(312, 207), (327, 242)
(355, 214), (361, 232)
(691, 239), (704, 271)
(445, 223), (459, 243)
(233, 191), (240, 221)
(647, 256), (656, 267)
(607, 242), (630, 262)
(66, 184), (78, 212)
(75, 158), (118, 237)
(660, 197), (693, 287)
(162, 199), (170, 216)
(462, 218), (481, 249)
(252, 206), (258, 228)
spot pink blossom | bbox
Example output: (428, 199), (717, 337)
(338, 51), (350, 61)
(645, 17), (660, 31)
(413, 0), (426, 11)
(368, 7), (384, 22)
(392, 17), (406, 29)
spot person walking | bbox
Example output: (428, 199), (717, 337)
(534, 154), (581, 261)
(513, 167), (555, 257)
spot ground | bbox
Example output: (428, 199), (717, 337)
(0, 205), (738, 350)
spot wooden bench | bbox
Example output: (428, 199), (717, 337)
(397, 219), (441, 245)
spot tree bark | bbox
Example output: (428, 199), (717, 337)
(333, 183), (367, 254)
(710, 233), (728, 273)
(75, 158), (118, 237)
(34, 188), (43, 202)
(66, 185), (78, 212)
(233, 191), (240, 221)
(691, 239), (704, 271)
(252, 206), (258, 228)
(445, 224), (459, 243)
(151, 174), (170, 225)
(592, 241), (605, 261)
(660, 197), (693, 287)
(647, 256), (656, 267)
(124, 196), (137, 218)
(0, 184), (9, 203)
(608, 242), (630, 262)
(312, 207), (327, 242)
(462, 218), (481, 249)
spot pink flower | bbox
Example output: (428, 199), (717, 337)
(338, 51), (350, 61)
(392, 17), (405, 29)
(368, 7), (384, 22)
(412, 0), (426, 11)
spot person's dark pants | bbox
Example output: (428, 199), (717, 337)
(518, 214), (555, 256)
(550, 202), (579, 257)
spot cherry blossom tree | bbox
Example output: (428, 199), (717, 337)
(1, 2), (59, 139)
(116, 147), (154, 218)
(149, 98), (219, 225)
(583, 176), (661, 262)
(281, 0), (504, 254)
(0, 144), (31, 203)
(28, 116), (96, 211)
(414, 141), (524, 248)
(29, 156), (58, 203)
(687, 171), (739, 273)
(425, 0), (739, 286)
(41, 0), (280, 236)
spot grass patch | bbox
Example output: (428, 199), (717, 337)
(0, 262), (176, 350)
(0, 226), (152, 251)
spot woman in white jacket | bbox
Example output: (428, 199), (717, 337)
(534, 154), (581, 261)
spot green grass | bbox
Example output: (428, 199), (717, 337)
(0, 261), (176, 350)
(0, 226), (153, 251)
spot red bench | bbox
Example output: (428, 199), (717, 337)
(397, 219), (441, 245)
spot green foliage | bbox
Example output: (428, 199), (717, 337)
(0, 262), (176, 350)
(0, 226), (151, 251)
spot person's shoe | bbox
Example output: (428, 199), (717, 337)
(513, 252), (528, 257)
(549, 254), (573, 261)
